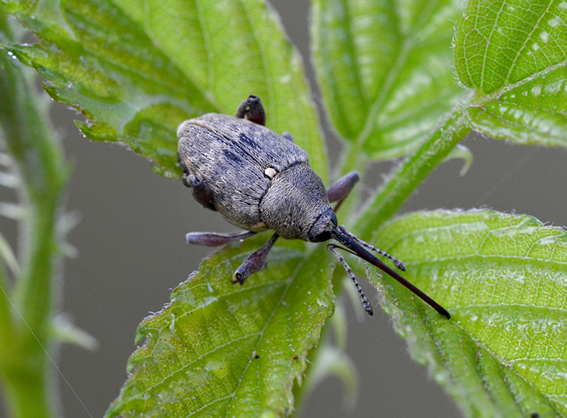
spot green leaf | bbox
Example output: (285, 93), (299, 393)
(311, 0), (466, 159)
(3, 0), (326, 180)
(369, 210), (567, 417)
(455, 0), (567, 146)
(106, 235), (335, 417)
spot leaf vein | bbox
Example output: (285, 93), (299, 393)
(224, 253), (309, 413)
(356, 0), (441, 147)
(408, 252), (567, 267)
(194, 0), (215, 91)
(450, 303), (567, 313)
(504, 1), (555, 86)
(146, 332), (262, 396)
(239, 0), (275, 125)
(479, 0), (506, 92)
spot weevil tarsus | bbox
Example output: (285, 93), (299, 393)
(233, 233), (279, 285)
(236, 95), (266, 126)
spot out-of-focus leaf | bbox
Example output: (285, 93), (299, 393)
(367, 210), (567, 417)
(306, 345), (358, 411)
(51, 314), (99, 351)
(0, 229), (20, 277)
(106, 235), (335, 417)
(444, 143), (473, 176)
(455, 0), (567, 147)
(303, 300), (358, 410)
(2, 0), (326, 180)
(312, 0), (466, 159)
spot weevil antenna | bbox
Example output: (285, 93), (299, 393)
(330, 226), (450, 319)
(328, 243), (373, 315)
(338, 225), (406, 271)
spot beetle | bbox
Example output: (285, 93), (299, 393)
(177, 95), (449, 318)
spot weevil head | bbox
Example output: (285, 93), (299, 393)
(308, 207), (337, 242)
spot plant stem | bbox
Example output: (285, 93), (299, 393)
(1, 367), (51, 418)
(354, 110), (471, 241)
(0, 11), (69, 418)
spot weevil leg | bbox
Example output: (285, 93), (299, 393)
(178, 152), (192, 188)
(186, 230), (256, 247)
(186, 174), (217, 211)
(236, 95), (266, 126)
(338, 225), (406, 271)
(282, 132), (294, 142)
(233, 233), (279, 285)
(327, 171), (360, 212)
(328, 243), (373, 316)
(178, 153), (216, 210)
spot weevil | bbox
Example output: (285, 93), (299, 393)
(177, 95), (450, 318)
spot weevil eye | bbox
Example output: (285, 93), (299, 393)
(331, 212), (338, 226)
(310, 230), (332, 242)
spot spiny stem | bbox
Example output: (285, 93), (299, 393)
(354, 110), (471, 241)
(0, 11), (69, 418)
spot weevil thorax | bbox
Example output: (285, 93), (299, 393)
(260, 163), (334, 241)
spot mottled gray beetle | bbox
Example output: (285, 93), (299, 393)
(177, 96), (449, 318)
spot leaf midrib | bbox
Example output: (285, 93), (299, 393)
(337, 0), (365, 138)
(222, 251), (315, 416)
(479, 0), (506, 93)
(123, 0), (222, 111)
(502, 1), (554, 91)
(146, 332), (262, 398)
(423, 306), (564, 415)
(354, 0), (442, 149)
(58, 1), (208, 103)
(407, 253), (567, 266)
(451, 303), (567, 314)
